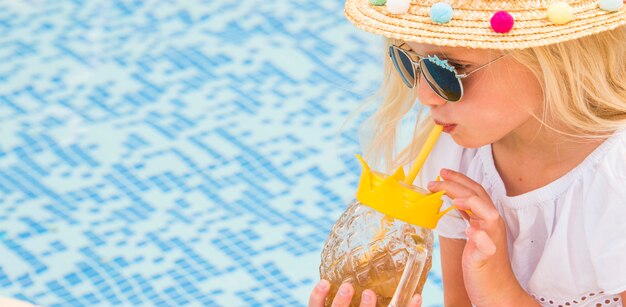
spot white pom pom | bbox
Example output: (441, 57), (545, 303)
(386, 0), (411, 14)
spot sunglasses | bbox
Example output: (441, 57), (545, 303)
(389, 43), (508, 102)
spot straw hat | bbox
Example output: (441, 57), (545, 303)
(344, 0), (626, 49)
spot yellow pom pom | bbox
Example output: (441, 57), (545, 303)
(547, 2), (574, 25)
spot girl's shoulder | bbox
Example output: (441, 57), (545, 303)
(585, 127), (626, 196)
(578, 128), (626, 296)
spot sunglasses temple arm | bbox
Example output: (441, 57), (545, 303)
(463, 53), (509, 77)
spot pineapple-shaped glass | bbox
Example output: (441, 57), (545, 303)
(319, 125), (454, 306)
(319, 197), (434, 306)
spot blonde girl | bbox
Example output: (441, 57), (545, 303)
(308, 0), (626, 305)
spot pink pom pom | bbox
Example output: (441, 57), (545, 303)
(490, 11), (514, 33)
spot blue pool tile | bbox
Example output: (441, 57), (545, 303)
(0, 0), (445, 306)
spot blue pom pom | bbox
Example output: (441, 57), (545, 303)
(598, 0), (623, 11)
(430, 3), (454, 24)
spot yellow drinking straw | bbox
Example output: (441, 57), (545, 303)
(406, 124), (473, 218)
(404, 124), (444, 185)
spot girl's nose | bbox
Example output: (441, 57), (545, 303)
(416, 77), (447, 107)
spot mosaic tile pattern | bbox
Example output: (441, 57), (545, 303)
(0, 0), (444, 306)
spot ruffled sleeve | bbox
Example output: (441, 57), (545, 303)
(411, 133), (473, 239)
(584, 132), (626, 294)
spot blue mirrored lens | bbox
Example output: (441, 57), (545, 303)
(420, 58), (462, 102)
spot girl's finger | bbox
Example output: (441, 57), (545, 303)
(408, 294), (422, 307)
(439, 169), (491, 199)
(468, 215), (480, 229)
(308, 280), (331, 307)
(454, 196), (501, 227)
(331, 283), (354, 307)
(359, 289), (377, 307)
(466, 227), (497, 266)
(459, 209), (471, 221)
(427, 179), (475, 200)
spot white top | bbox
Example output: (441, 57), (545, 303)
(414, 127), (626, 307)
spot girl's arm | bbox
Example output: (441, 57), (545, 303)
(440, 236), (472, 307)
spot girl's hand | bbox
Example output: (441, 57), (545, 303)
(308, 280), (422, 307)
(428, 169), (530, 306)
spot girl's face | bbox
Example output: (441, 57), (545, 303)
(405, 42), (545, 148)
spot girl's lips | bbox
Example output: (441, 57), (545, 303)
(441, 124), (457, 133)
(434, 120), (457, 132)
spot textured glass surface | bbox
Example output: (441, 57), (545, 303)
(320, 200), (433, 307)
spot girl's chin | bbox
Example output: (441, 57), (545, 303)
(449, 132), (489, 149)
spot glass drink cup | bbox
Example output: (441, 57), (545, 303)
(319, 184), (434, 307)
(318, 125), (450, 307)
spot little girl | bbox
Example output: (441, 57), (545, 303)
(309, 0), (626, 305)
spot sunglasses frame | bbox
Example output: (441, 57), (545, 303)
(389, 43), (509, 102)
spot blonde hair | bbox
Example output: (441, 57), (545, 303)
(356, 25), (626, 174)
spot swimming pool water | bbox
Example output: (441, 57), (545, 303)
(0, 0), (444, 306)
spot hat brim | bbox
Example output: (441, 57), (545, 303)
(345, 0), (626, 49)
